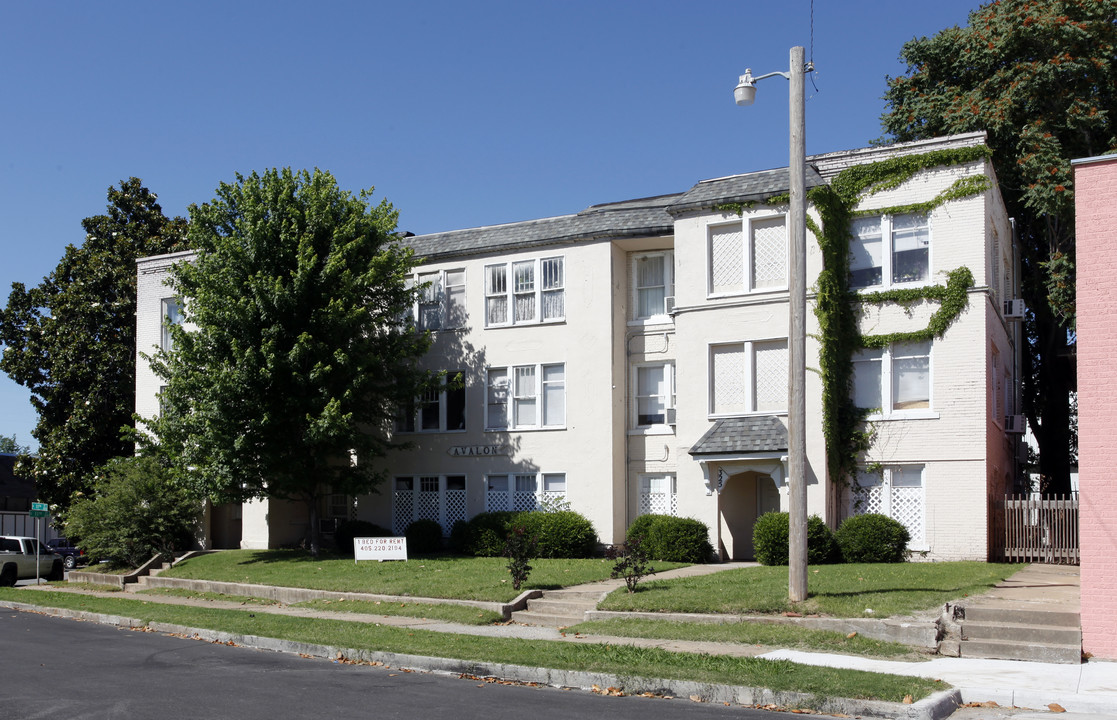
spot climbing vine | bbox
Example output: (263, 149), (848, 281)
(811, 145), (991, 489)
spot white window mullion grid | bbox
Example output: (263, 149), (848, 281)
(487, 363), (565, 430)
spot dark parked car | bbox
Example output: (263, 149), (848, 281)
(45, 538), (85, 569)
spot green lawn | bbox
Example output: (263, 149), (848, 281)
(599, 562), (1019, 618)
(160, 550), (684, 602)
(0, 588), (945, 704)
(569, 618), (921, 658)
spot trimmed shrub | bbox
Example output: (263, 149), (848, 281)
(404, 519), (445, 555)
(752, 512), (839, 566)
(333, 520), (391, 556)
(460, 511), (519, 557)
(752, 511), (790, 566)
(836, 513), (910, 563)
(627, 514), (712, 564)
(516, 510), (597, 558)
(624, 513), (664, 544)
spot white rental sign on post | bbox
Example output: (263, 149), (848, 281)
(354, 537), (408, 563)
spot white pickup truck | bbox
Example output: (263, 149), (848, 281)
(0, 536), (64, 585)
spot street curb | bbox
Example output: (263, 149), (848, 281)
(0, 600), (959, 720)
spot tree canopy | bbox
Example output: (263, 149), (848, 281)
(880, 0), (1116, 493)
(147, 168), (434, 554)
(0, 434), (29, 455)
(0, 179), (187, 509)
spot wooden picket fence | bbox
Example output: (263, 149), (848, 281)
(991, 493), (1079, 564)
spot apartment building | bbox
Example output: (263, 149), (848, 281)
(135, 131), (1021, 560)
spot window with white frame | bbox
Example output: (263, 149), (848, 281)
(632, 252), (674, 321)
(392, 474), (467, 536)
(485, 256), (564, 326)
(634, 363), (675, 428)
(161, 298), (184, 352)
(710, 339), (788, 415)
(849, 213), (930, 290)
(416, 269), (465, 331)
(396, 372), (466, 433)
(638, 474), (677, 516)
(850, 465), (925, 548)
(486, 363), (565, 430)
(486, 472), (566, 512)
(852, 341), (931, 416)
(708, 215), (787, 296)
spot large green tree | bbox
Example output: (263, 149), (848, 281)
(0, 434), (29, 455)
(0, 179), (187, 509)
(880, 0), (1116, 494)
(147, 168), (434, 555)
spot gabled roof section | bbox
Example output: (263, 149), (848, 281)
(688, 416), (788, 456)
(667, 166), (826, 216)
(405, 193), (680, 261)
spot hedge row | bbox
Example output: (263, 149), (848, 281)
(752, 511), (910, 565)
(452, 510), (598, 558)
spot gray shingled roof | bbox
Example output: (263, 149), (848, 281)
(404, 194), (680, 261)
(688, 416), (788, 456)
(667, 166), (825, 216)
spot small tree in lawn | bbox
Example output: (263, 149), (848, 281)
(504, 525), (536, 591)
(66, 456), (200, 568)
(146, 168), (436, 556)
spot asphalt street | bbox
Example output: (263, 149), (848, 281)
(2, 609), (790, 720)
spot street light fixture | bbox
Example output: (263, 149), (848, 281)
(735, 46), (811, 603)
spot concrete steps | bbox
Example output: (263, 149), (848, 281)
(955, 603), (1081, 664)
(511, 587), (611, 627)
(125, 562), (171, 592)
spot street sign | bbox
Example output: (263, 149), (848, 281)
(30, 502), (48, 518)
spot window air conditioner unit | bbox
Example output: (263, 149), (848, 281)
(665, 407), (677, 425)
(1004, 414), (1026, 433)
(664, 296), (676, 315)
(1003, 298), (1026, 320)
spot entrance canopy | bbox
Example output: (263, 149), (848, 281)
(688, 416), (788, 495)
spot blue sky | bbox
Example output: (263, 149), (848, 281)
(0, 0), (981, 448)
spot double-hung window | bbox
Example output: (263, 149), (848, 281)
(396, 372), (466, 433)
(161, 298), (184, 352)
(850, 465), (925, 549)
(849, 213), (930, 290)
(632, 252), (674, 321)
(709, 339), (788, 415)
(486, 472), (566, 512)
(708, 215), (787, 296)
(485, 256), (564, 326)
(852, 341), (932, 417)
(486, 363), (565, 430)
(416, 269), (465, 331)
(634, 363), (675, 429)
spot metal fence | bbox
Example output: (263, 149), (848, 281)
(991, 493), (1079, 564)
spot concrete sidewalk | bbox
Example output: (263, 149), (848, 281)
(25, 560), (1117, 717)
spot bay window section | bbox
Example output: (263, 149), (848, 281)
(852, 341), (932, 417)
(486, 363), (565, 430)
(849, 213), (930, 290)
(485, 256), (564, 326)
(396, 372), (466, 433)
(633, 252), (674, 321)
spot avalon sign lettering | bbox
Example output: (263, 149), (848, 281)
(354, 536), (408, 563)
(447, 445), (509, 457)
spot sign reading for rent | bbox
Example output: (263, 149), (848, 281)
(354, 536), (408, 563)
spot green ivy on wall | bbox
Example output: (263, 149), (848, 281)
(811, 145), (991, 489)
(709, 145), (993, 488)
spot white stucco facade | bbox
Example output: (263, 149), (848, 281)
(134, 132), (1023, 560)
